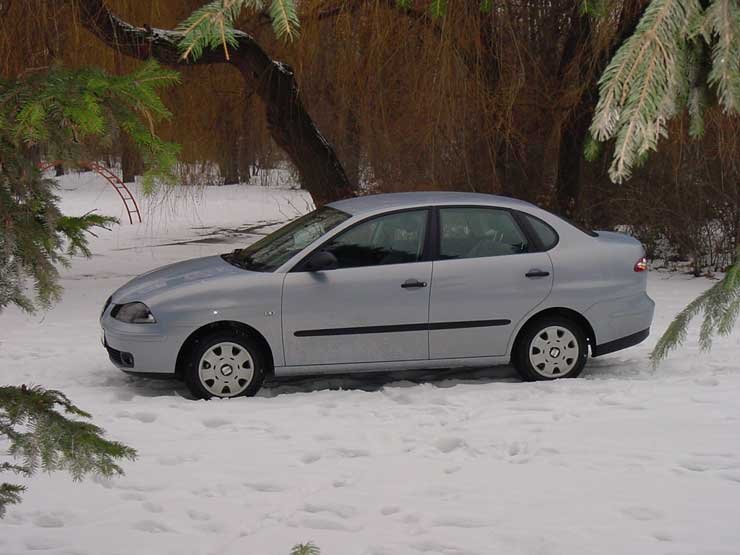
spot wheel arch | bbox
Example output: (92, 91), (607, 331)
(510, 307), (596, 359)
(175, 320), (275, 377)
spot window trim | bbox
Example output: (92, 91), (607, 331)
(433, 205), (544, 261)
(290, 207), (434, 272)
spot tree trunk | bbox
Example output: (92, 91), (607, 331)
(71, 0), (355, 206)
(121, 135), (144, 183)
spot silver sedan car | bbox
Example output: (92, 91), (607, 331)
(101, 192), (654, 399)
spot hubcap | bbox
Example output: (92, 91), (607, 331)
(198, 342), (254, 397)
(528, 326), (579, 378)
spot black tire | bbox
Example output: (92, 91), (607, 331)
(183, 328), (266, 399)
(512, 316), (588, 381)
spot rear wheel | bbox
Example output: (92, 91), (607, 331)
(513, 316), (588, 381)
(183, 329), (266, 399)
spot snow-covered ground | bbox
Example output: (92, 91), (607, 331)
(1, 173), (739, 555)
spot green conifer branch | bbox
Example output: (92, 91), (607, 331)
(0, 386), (137, 517)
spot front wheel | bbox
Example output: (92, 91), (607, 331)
(512, 316), (588, 381)
(183, 330), (266, 399)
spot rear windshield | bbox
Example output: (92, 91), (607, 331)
(554, 214), (598, 237)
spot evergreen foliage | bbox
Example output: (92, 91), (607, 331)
(652, 253), (740, 364)
(590, 0), (739, 183)
(0, 62), (179, 312)
(177, 0), (495, 59)
(0, 385), (136, 517)
(290, 542), (320, 555)
(178, 0), (301, 58)
(588, 0), (739, 362)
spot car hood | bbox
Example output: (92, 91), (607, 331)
(111, 255), (247, 304)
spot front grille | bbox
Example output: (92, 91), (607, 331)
(105, 343), (134, 368)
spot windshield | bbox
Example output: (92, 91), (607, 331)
(223, 206), (351, 272)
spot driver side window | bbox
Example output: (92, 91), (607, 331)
(323, 209), (428, 269)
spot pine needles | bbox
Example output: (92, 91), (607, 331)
(652, 253), (740, 364)
(0, 62), (179, 312)
(591, 0), (740, 183)
(177, 0), (301, 61)
(0, 385), (137, 517)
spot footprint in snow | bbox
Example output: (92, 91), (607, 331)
(380, 506), (401, 516)
(202, 417), (231, 429)
(434, 437), (466, 454)
(621, 506), (664, 521)
(303, 502), (358, 519)
(294, 516), (361, 532)
(245, 482), (285, 493)
(187, 509), (211, 521)
(142, 502), (164, 513)
(114, 410), (157, 423)
(335, 447), (371, 458)
(132, 519), (172, 533)
(32, 513), (65, 528)
(694, 376), (720, 387)
(24, 536), (60, 551)
(301, 452), (322, 464)
(430, 516), (491, 529)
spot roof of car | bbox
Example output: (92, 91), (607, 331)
(327, 191), (536, 216)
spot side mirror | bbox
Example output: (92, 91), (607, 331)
(305, 251), (339, 272)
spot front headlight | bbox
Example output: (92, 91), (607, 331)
(112, 302), (157, 324)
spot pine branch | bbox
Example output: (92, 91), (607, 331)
(0, 483), (25, 518)
(269, 0), (300, 41)
(290, 543), (320, 555)
(652, 256), (740, 365)
(703, 0), (740, 113)
(0, 385), (136, 517)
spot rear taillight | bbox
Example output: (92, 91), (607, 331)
(634, 257), (648, 272)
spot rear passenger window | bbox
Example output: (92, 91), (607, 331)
(523, 214), (559, 250)
(439, 208), (529, 260)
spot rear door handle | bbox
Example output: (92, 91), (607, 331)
(401, 279), (428, 289)
(525, 269), (550, 278)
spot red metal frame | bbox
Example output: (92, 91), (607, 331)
(39, 161), (142, 224)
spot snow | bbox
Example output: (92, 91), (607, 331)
(1, 173), (740, 555)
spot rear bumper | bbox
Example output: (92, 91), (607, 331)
(592, 328), (650, 357)
(585, 291), (655, 348)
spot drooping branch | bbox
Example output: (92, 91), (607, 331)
(72, 0), (355, 205)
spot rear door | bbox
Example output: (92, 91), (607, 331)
(428, 207), (553, 359)
(282, 209), (432, 366)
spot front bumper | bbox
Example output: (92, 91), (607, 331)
(100, 305), (183, 374)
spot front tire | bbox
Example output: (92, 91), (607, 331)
(183, 329), (266, 399)
(513, 316), (588, 381)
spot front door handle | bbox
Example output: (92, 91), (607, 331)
(525, 269), (550, 278)
(401, 279), (428, 289)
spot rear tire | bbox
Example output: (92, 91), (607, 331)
(513, 316), (588, 381)
(183, 329), (266, 399)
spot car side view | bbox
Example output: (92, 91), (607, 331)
(101, 192), (655, 399)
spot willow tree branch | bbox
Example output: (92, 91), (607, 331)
(72, 0), (355, 204)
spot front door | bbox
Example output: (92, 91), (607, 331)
(282, 209), (432, 366)
(428, 206), (554, 359)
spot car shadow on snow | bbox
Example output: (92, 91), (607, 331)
(100, 354), (649, 400)
(100, 364), (521, 400)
